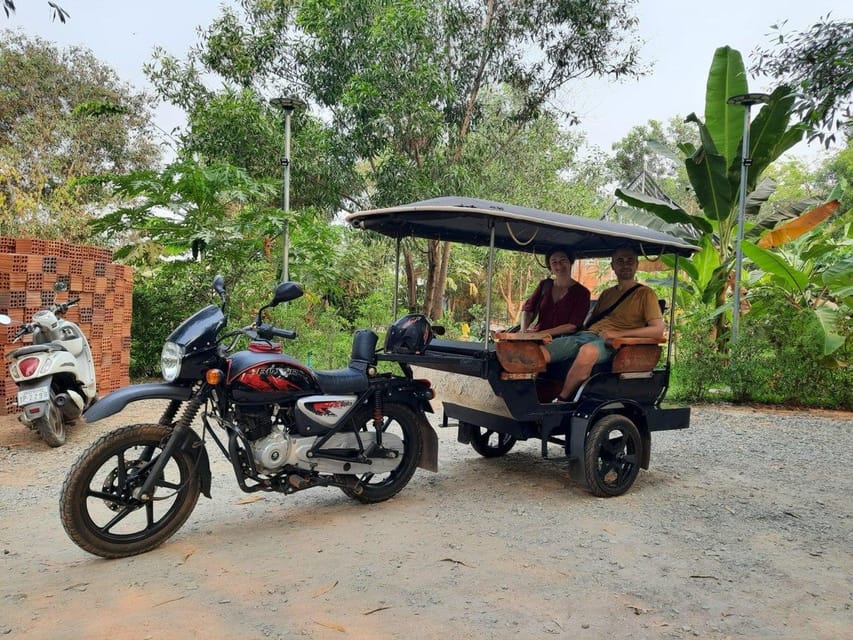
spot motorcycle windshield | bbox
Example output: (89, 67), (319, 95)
(166, 304), (226, 348)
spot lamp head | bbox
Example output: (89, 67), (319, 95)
(270, 96), (307, 113)
(727, 93), (770, 107)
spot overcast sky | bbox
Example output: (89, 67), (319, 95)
(5, 0), (850, 163)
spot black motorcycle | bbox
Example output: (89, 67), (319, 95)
(60, 277), (437, 558)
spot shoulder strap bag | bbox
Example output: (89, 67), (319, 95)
(581, 283), (642, 331)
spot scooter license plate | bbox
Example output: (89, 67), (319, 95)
(17, 388), (50, 405)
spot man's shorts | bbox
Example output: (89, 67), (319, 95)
(544, 331), (614, 364)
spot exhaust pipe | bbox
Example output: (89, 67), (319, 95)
(54, 393), (82, 420)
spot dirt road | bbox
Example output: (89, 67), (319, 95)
(0, 401), (850, 639)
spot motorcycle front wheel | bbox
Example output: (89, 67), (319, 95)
(60, 424), (201, 558)
(335, 403), (424, 504)
(34, 401), (66, 447)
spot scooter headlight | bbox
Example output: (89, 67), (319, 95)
(160, 341), (184, 382)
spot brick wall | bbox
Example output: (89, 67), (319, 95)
(0, 237), (132, 416)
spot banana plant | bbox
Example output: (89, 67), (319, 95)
(615, 46), (806, 344)
(740, 193), (851, 357)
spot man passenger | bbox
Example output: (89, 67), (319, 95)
(541, 245), (664, 402)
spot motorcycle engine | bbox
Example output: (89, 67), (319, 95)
(250, 428), (292, 474)
(238, 408), (294, 475)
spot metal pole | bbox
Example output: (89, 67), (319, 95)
(731, 105), (750, 343)
(282, 109), (292, 282)
(270, 96), (306, 282)
(484, 221), (496, 349)
(726, 92), (769, 344)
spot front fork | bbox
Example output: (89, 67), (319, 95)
(133, 394), (205, 501)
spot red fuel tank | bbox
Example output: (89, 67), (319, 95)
(228, 350), (320, 403)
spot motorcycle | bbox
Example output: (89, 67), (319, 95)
(1, 282), (97, 447)
(60, 276), (438, 558)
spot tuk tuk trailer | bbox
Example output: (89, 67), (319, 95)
(346, 196), (698, 497)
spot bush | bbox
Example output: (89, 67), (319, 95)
(670, 317), (726, 402)
(671, 299), (853, 410)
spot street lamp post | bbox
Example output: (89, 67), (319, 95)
(726, 92), (770, 344)
(270, 96), (307, 282)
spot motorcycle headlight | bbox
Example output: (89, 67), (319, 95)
(160, 341), (184, 382)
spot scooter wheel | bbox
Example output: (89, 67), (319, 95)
(34, 403), (66, 447)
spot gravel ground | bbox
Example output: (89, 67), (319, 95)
(0, 401), (850, 639)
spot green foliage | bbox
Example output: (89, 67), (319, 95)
(671, 295), (853, 409)
(726, 295), (852, 408)
(86, 158), (279, 265)
(670, 317), (725, 402)
(751, 15), (853, 147)
(130, 261), (215, 377)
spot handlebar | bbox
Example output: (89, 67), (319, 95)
(256, 323), (297, 341)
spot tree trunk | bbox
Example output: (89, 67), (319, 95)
(430, 240), (452, 320)
(421, 239), (452, 321)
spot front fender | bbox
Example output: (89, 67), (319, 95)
(83, 383), (193, 423)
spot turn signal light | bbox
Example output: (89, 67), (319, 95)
(206, 369), (223, 385)
(19, 357), (40, 377)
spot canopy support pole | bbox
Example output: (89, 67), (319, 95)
(483, 221), (496, 350)
(393, 236), (401, 320)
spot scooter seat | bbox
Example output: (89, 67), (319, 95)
(11, 342), (68, 356)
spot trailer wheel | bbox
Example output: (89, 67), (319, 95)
(470, 427), (516, 458)
(583, 414), (641, 497)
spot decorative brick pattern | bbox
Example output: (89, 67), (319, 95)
(0, 236), (133, 416)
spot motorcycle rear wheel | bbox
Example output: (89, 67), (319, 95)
(60, 423), (201, 558)
(335, 404), (423, 504)
(34, 402), (66, 447)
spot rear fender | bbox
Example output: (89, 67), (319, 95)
(84, 383), (193, 423)
(383, 380), (438, 472)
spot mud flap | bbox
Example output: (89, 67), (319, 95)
(416, 413), (439, 472)
(181, 429), (212, 498)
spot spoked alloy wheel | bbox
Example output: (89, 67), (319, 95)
(34, 401), (66, 447)
(583, 414), (642, 497)
(60, 424), (201, 558)
(335, 404), (423, 504)
(469, 426), (516, 458)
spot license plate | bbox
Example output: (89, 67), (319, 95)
(17, 387), (50, 405)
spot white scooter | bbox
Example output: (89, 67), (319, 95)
(1, 283), (97, 447)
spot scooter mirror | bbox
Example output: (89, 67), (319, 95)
(0, 314), (11, 325)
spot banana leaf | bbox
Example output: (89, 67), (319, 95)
(704, 46), (748, 168)
(741, 240), (809, 294)
(614, 188), (712, 235)
(758, 200), (840, 248)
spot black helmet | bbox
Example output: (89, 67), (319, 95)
(384, 314), (434, 354)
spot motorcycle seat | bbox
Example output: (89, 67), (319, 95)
(312, 367), (369, 395)
(11, 342), (68, 356)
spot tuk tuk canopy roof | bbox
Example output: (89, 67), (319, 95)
(347, 196), (698, 259)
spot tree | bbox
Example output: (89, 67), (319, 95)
(751, 15), (853, 147)
(607, 117), (697, 192)
(147, 0), (647, 319)
(0, 32), (160, 241)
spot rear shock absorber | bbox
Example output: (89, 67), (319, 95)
(372, 392), (384, 445)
